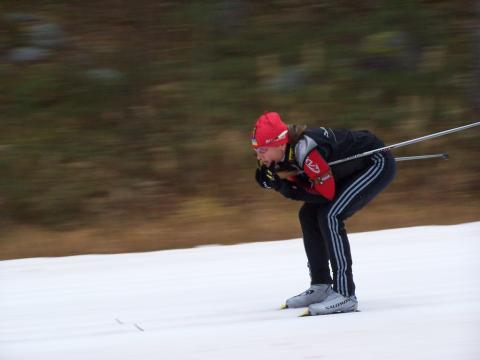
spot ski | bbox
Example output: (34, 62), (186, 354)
(298, 309), (361, 317)
(299, 309), (311, 317)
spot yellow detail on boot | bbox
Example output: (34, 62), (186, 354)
(299, 309), (311, 317)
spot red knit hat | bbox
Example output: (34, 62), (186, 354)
(251, 112), (289, 149)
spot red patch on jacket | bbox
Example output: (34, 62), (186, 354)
(303, 150), (335, 200)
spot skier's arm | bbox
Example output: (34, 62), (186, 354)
(301, 149), (335, 201)
(275, 181), (330, 204)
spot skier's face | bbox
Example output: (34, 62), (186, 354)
(255, 144), (286, 167)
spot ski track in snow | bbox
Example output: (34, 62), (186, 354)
(1, 222), (479, 359)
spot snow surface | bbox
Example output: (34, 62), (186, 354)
(1, 222), (479, 360)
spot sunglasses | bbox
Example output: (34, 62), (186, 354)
(254, 147), (270, 154)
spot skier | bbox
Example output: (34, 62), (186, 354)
(251, 112), (396, 315)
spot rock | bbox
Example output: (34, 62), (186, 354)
(358, 31), (420, 71)
(27, 23), (66, 49)
(268, 67), (309, 92)
(215, 0), (248, 31)
(6, 47), (51, 63)
(85, 68), (123, 82)
(4, 12), (41, 23)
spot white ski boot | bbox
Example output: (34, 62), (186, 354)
(304, 290), (358, 316)
(282, 284), (333, 309)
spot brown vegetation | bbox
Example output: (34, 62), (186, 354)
(0, 1), (479, 260)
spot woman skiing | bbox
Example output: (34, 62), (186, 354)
(251, 112), (396, 315)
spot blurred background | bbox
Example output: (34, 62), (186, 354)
(0, 0), (479, 260)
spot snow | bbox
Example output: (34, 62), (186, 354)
(1, 222), (479, 360)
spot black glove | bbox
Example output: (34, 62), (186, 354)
(255, 165), (281, 190)
(276, 181), (330, 204)
(255, 165), (330, 204)
(276, 180), (294, 197)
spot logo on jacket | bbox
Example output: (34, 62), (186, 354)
(305, 158), (320, 173)
(320, 127), (329, 138)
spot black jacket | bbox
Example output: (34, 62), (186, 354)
(272, 127), (385, 203)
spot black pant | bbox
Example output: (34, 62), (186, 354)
(299, 152), (396, 297)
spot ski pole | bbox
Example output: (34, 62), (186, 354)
(395, 153), (449, 162)
(328, 121), (480, 166)
(276, 153), (449, 179)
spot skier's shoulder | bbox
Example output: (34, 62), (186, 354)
(294, 126), (378, 163)
(308, 126), (381, 147)
(304, 126), (338, 141)
(294, 127), (334, 164)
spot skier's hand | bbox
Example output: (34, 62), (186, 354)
(255, 165), (281, 189)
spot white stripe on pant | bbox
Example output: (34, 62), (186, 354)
(327, 153), (386, 296)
